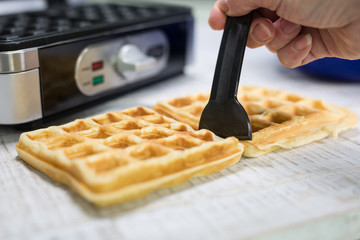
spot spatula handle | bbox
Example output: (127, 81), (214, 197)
(209, 14), (252, 103)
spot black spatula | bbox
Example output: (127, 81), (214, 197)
(199, 14), (252, 140)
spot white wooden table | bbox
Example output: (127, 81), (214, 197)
(1, 1), (360, 239)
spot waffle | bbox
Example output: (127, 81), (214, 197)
(153, 86), (358, 157)
(16, 107), (243, 207)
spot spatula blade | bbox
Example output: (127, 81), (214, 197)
(199, 99), (252, 140)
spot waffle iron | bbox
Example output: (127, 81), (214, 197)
(0, 2), (193, 126)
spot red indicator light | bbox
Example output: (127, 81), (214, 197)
(92, 61), (103, 71)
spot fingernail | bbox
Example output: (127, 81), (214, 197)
(280, 18), (300, 34)
(294, 34), (312, 51)
(252, 23), (272, 42)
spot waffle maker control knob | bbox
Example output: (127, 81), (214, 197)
(116, 44), (157, 76)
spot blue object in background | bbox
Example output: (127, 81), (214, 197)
(298, 58), (360, 82)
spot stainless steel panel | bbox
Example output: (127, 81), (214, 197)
(0, 48), (39, 73)
(0, 69), (42, 124)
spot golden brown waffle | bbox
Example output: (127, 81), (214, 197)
(16, 107), (243, 207)
(153, 86), (358, 157)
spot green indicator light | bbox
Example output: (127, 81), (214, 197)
(93, 75), (104, 85)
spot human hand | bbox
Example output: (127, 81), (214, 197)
(209, 0), (360, 68)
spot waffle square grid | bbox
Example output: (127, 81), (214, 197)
(16, 107), (243, 206)
(153, 86), (358, 157)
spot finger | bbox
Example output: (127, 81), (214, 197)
(209, 0), (281, 31)
(209, 1), (227, 30)
(247, 18), (275, 48)
(221, 0), (281, 16)
(266, 18), (301, 52)
(302, 28), (331, 58)
(302, 53), (317, 65)
(277, 34), (312, 68)
(256, 8), (279, 22)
